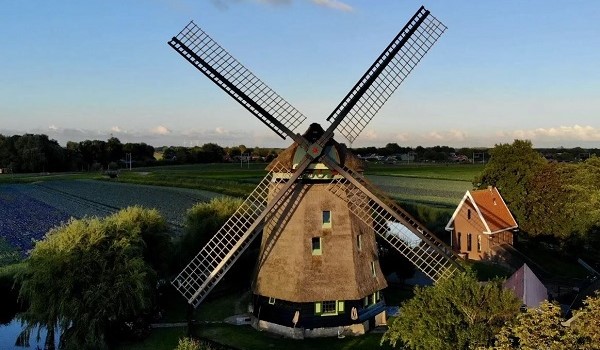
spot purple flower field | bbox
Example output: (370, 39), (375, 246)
(0, 180), (219, 260)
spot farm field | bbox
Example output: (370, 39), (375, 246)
(0, 163), (478, 262)
(114, 162), (478, 208)
(0, 180), (221, 262)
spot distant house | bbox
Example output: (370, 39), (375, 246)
(504, 263), (547, 308)
(445, 186), (518, 260)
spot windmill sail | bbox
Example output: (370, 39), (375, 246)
(169, 22), (306, 140)
(326, 6), (447, 144)
(326, 162), (462, 281)
(173, 162), (296, 307)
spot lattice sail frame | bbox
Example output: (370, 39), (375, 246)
(169, 22), (306, 139)
(173, 162), (293, 307)
(327, 7), (447, 144)
(326, 166), (461, 281)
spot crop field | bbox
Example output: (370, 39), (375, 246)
(0, 180), (221, 262)
(0, 163), (482, 262)
(367, 175), (471, 208)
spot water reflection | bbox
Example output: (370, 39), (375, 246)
(0, 319), (59, 350)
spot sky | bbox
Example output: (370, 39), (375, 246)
(1, 0), (599, 148)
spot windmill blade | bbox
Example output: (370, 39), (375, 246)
(324, 159), (463, 281)
(326, 6), (447, 144)
(173, 161), (299, 307)
(169, 22), (306, 140)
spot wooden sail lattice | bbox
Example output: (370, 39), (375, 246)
(326, 166), (460, 281)
(169, 22), (306, 139)
(326, 7), (447, 144)
(172, 162), (291, 307)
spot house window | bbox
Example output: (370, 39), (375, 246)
(357, 234), (362, 250)
(467, 233), (472, 251)
(371, 261), (377, 277)
(322, 211), (331, 228)
(315, 302), (322, 314)
(338, 301), (345, 313)
(457, 232), (462, 250)
(477, 235), (482, 252)
(363, 296), (369, 307)
(467, 209), (471, 220)
(312, 237), (322, 255)
(268, 297), (276, 305)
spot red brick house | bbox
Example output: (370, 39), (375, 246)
(445, 186), (518, 260)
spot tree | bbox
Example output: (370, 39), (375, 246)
(475, 140), (546, 230)
(490, 301), (580, 350)
(176, 197), (243, 269)
(572, 292), (600, 347)
(381, 270), (521, 350)
(17, 207), (167, 349)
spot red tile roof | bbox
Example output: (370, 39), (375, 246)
(470, 187), (518, 233)
(446, 186), (518, 234)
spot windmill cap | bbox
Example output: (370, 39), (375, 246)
(303, 123), (326, 143)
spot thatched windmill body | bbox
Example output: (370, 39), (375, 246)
(169, 6), (463, 338)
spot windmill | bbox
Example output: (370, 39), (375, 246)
(169, 6), (463, 338)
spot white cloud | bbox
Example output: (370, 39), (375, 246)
(111, 126), (125, 133)
(48, 125), (58, 130)
(150, 125), (172, 135)
(511, 125), (600, 142)
(311, 0), (353, 12)
(215, 127), (228, 135)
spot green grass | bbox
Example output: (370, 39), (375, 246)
(516, 240), (588, 279)
(116, 324), (393, 350)
(469, 261), (513, 280)
(0, 172), (99, 184)
(0, 237), (21, 266)
(198, 324), (393, 350)
(115, 327), (187, 350)
(365, 163), (484, 182)
(110, 163), (268, 198)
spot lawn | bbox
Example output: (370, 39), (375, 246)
(116, 324), (393, 350)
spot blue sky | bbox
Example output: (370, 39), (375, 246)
(1, 0), (599, 148)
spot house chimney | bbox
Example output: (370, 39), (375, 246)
(488, 185), (493, 192)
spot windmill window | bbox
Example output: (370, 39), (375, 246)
(312, 237), (322, 255)
(371, 261), (377, 277)
(268, 297), (276, 305)
(322, 211), (332, 228)
(322, 301), (337, 315)
(372, 291), (380, 304)
(457, 232), (462, 250)
(467, 233), (472, 251)
(357, 234), (362, 250)
(477, 235), (482, 252)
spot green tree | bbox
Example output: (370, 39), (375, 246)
(475, 140), (546, 231)
(381, 270), (521, 350)
(490, 301), (580, 350)
(176, 197), (243, 269)
(572, 292), (600, 347)
(17, 207), (167, 349)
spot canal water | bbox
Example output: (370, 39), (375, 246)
(0, 320), (59, 350)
